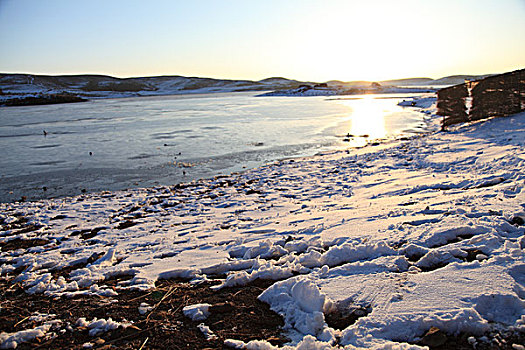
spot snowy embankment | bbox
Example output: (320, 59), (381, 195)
(259, 86), (435, 97)
(1, 99), (525, 348)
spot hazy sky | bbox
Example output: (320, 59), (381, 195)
(1, 0), (524, 81)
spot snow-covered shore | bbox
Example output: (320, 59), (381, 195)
(259, 86), (435, 97)
(1, 101), (524, 348)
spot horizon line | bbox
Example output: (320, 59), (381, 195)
(0, 70), (507, 84)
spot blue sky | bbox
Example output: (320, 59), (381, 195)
(0, 0), (524, 81)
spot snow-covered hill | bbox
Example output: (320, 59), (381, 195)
(0, 74), (307, 103)
(0, 73), (496, 104)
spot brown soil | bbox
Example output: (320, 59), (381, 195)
(415, 327), (525, 350)
(0, 277), (289, 349)
(0, 238), (49, 252)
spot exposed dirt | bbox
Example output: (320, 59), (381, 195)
(0, 238), (49, 252)
(324, 303), (371, 331)
(0, 277), (289, 349)
(415, 327), (525, 350)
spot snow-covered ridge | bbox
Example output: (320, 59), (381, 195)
(0, 72), (491, 104)
(0, 74), (309, 103)
(1, 103), (524, 348)
(259, 84), (435, 97)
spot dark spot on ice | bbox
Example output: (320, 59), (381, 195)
(30, 144), (61, 149)
(30, 160), (66, 166)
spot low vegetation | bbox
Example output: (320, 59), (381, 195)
(1, 94), (87, 107)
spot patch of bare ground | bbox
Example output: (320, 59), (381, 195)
(324, 303), (371, 331)
(0, 277), (289, 349)
(0, 238), (49, 252)
(415, 326), (525, 349)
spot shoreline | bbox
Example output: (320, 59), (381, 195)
(0, 95), (436, 204)
(1, 105), (524, 348)
(0, 88), (434, 107)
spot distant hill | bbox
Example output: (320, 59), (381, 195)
(350, 74), (494, 87)
(0, 73), (309, 100)
(430, 74), (495, 85)
(0, 72), (497, 106)
(380, 78), (434, 86)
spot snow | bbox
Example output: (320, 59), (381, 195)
(224, 335), (340, 349)
(1, 98), (525, 348)
(75, 317), (131, 337)
(183, 303), (212, 321)
(259, 277), (328, 337)
(0, 324), (52, 349)
(138, 302), (153, 315)
(197, 323), (217, 340)
(0, 74), (437, 104)
(260, 86), (434, 97)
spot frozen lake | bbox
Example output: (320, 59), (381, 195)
(0, 92), (430, 202)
